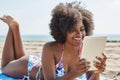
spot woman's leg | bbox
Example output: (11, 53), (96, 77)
(1, 28), (15, 67)
(1, 27), (28, 78)
(4, 15), (25, 59)
(10, 21), (25, 59)
(1, 15), (26, 67)
(0, 15), (28, 78)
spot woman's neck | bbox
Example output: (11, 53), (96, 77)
(64, 42), (79, 53)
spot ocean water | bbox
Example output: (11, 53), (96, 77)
(106, 35), (120, 41)
(0, 35), (120, 41)
(0, 35), (54, 41)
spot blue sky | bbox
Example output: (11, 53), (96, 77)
(0, 0), (120, 35)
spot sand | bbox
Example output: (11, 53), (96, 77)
(0, 40), (120, 80)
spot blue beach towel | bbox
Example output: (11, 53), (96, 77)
(0, 68), (109, 80)
(0, 68), (21, 80)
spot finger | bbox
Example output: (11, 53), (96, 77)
(94, 63), (104, 70)
(79, 58), (91, 64)
(94, 61), (106, 69)
(82, 61), (90, 67)
(79, 65), (90, 72)
(6, 15), (14, 20)
(3, 14), (10, 17)
(96, 56), (106, 66)
(94, 61), (106, 67)
(83, 66), (90, 72)
(2, 14), (12, 19)
(0, 17), (7, 22)
(77, 61), (90, 70)
(79, 58), (86, 62)
(96, 56), (102, 62)
(94, 64), (105, 72)
(100, 53), (107, 65)
(93, 61), (100, 66)
(95, 64), (105, 71)
(102, 53), (107, 60)
(96, 53), (107, 64)
(79, 61), (90, 67)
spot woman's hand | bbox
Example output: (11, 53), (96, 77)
(0, 15), (19, 27)
(93, 53), (107, 73)
(69, 58), (90, 78)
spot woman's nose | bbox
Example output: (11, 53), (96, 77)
(76, 30), (82, 36)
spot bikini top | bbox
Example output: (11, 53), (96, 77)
(24, 45), (86, 80)
(55, 45), (87, 80)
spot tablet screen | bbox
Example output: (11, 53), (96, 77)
(81, 36), (106, 70)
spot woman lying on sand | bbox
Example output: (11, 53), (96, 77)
(0, 2), (107, 80)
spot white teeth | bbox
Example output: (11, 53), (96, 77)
(74, 38), (81, 41)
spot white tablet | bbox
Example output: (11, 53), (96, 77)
(81, 36), (107, 70)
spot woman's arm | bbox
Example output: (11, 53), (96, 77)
(41, 43), (75, 80)
(42, 43), (91, 80)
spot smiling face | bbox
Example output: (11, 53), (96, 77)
(65, 20), (86, 47)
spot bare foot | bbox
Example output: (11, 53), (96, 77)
(0, 15), (19, 30)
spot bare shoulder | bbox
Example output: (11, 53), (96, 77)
(42, 41), (61, 64)
(42, 41), (63, 65)
(42, 41), (63, 56)
(42, 41), (58, 55)
(43, 41), (55, 51)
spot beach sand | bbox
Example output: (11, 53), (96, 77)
(0, 40), (120, 80)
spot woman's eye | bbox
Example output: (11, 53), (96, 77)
(80, 29), (85, 31)
(72, 29), (76, 32)
(69, 28), (85, 33)
(69, 29), (76, 32)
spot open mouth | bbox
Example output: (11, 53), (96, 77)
(73, 37), (82, 42)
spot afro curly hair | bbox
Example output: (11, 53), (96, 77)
(71, 2), (94, 36)
(49, 2), (94, 43)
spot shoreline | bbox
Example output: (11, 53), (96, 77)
(0, 40), (120, 79)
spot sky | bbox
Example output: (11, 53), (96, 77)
(0, 0), (120, 36)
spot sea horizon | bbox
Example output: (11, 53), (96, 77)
(0, 34), (120, 41)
